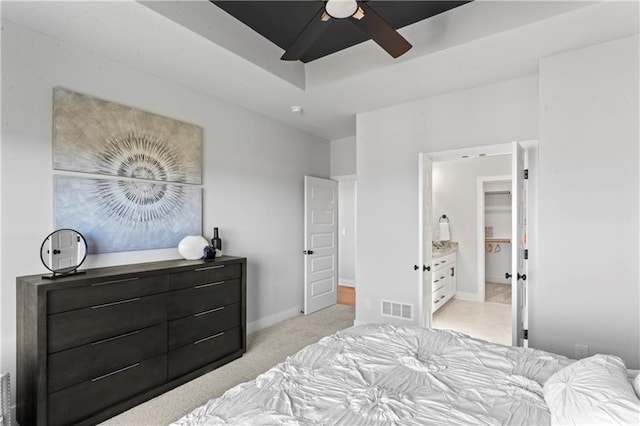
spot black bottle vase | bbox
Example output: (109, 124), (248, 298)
(212, 228), (222, 255)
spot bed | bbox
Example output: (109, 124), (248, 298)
(173, 324), (640, 425)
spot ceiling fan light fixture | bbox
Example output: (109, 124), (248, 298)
(325, 0), (358, 19)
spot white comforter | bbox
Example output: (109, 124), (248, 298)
(173, 324), (576, 425)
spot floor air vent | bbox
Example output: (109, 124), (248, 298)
(381, 300), (413, 320)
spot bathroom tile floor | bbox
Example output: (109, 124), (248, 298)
(433, 298), (511, 346)
(485, 282), (512, 304)
(484, 281), (511, 304)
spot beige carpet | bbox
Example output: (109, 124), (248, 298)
(432, 298), (511, 346)
(485, 281), (512, 304)
(100, 304), (355, 425)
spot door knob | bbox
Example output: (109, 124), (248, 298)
(414, 265), (419, 270)
(423, 265), (431, 272)
(303, 250), (314, 255)
(506, 272), (527, 280)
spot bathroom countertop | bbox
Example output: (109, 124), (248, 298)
(432, 241), (458, 258)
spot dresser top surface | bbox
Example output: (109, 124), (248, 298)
(17, 255), (246, 288)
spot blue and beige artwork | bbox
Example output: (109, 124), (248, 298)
(54, 176), (202, 254)
(52, 88), (203, 253)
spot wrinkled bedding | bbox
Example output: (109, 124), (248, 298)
(173, 324), (575, 425)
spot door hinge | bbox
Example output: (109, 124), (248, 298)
(524, 169), (529, 179)
(524, 249), (528, 260)
(523, 329), (529, 340)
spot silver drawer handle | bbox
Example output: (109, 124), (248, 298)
(91, 277), (140, 287)
(434, 299), (440, 304)
(91, 362), (140, 382)
(91, 297), (140, 309)
(195, 265), (225, 272)
(195, 306), (224, 317)
(434, 279), (439, 283)
(194, 331), (224, 345)
(440, 295), (445, 299)
(440, 276), (445, 280)
(91, 330), (140, 346)
(195, 281), (224, 289)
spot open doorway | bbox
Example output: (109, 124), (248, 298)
(418, 140), (536, 347)
(336, 177), (356, 307)
(481, 178), (512, 306)
(429, 155), (512, 345)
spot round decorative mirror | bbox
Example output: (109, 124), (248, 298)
(40, 229), (88, 279)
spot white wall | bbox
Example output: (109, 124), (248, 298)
(1, 20), (329, 395)
(330, 137), (356, 177)
(0, 65), (2, 373)
(432, 156), (511, 298)
(356, 36), (639, 369)
(535, 35), (639, 367)
(338, 180), (356, 285)
(356, 75), (538, 326)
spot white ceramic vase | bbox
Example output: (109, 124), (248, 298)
(178, 235), (208, 260)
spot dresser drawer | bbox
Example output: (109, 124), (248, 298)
(168, 302), (241, 351)
(48, 322), (167, 393)
(168, 326), (242, 381)
(47, 354), (167, 426)
(48, 293), (167, 354)
(168, 263), (242, 291)
(168, 278), (241, 320)
(48, 275), (168, 314)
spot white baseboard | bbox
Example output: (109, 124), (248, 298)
(454, 291), (483, 302)
(247, 305), (303, 335)
(338, 279), (355, 287)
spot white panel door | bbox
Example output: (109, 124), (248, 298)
(304, 176), (338, 314)
(511, 142), (528, 346)
(418, 154), (433, 328)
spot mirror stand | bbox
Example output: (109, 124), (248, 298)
(42, 269), (87, 280)
(40, 229), (88, 279)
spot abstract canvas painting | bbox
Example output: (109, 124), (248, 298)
(55, 176), (202, 254)
(53, 87), (202, 184)
(52, 88), (204, 254)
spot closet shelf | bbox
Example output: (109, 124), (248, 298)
(485, 238), (511, 243)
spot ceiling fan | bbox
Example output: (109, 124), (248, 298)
(281, 0), (412, 61)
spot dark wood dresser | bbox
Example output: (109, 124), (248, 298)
(16, 256), (246, 426)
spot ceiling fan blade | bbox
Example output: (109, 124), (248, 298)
(350, 1), (412, 58)
(281, 7), (331, 61)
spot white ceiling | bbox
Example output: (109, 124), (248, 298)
(2, 0), (638, 141)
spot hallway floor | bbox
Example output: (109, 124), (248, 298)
(337, 285), (355, 307)
(433, 299), (511, 346)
